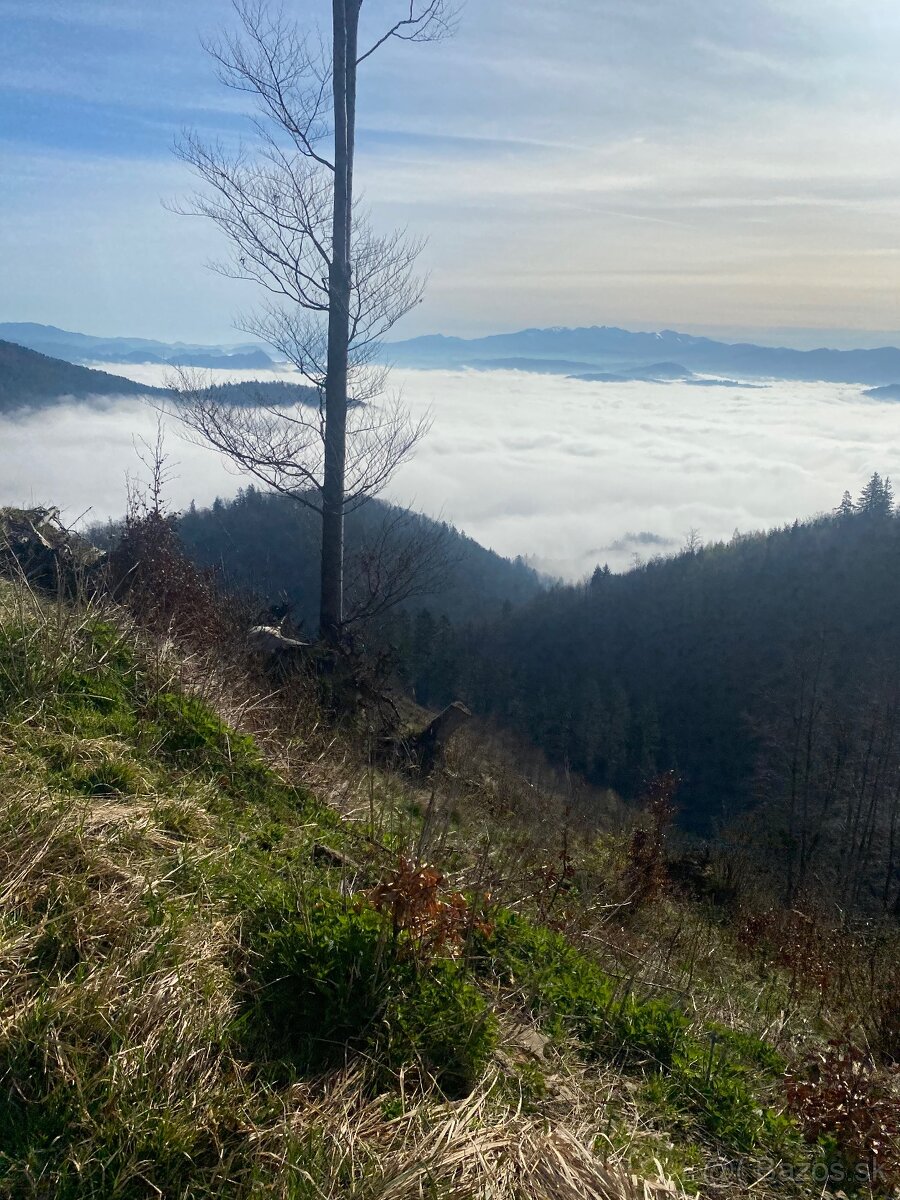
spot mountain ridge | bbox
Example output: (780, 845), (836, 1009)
(386, 323), (900, 386)
(0, 340), (167, 409)
(0, 341), (317, 410)
(10, 319), (900, 385)
(0, 322), (276, 370)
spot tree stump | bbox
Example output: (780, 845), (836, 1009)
(411, 701), (472, 775)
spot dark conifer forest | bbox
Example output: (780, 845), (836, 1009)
(176, 486), (544, 628)
(179, 476), (900, 912)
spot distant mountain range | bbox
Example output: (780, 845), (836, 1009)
(7, 319), (900, 390)
(0, 323), (276, 370)
(386, 325), (900, 387)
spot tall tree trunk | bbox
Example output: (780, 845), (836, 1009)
(321, 0), (360, 643)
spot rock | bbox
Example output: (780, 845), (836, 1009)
(517, 1026), (550, 1060)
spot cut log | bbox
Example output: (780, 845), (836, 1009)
(411, 701), (472, 774)
(247, 625), (311, 655)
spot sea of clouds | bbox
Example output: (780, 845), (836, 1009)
(2, 364), (899, 577)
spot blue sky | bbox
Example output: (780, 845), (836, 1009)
(4, 0), (900, 344)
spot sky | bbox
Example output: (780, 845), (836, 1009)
(0, 367), (896, 578)
(5, 1), (900, 345)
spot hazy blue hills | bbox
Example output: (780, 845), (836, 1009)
(12, 319), (900, 385)
(0, 322), (274, 370)
(469, 357), (602, 375)
(387, 324), (900, 386)
(572, 361), (699, 383)
(202, 379), (319, 407)
(0, 340), (166, 409)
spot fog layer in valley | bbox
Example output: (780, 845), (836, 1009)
(3, 364), (898, 577)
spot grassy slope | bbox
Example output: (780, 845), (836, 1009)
(0, 580), (895, 1199)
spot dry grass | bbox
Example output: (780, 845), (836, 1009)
(0, 780), (687, 1198)
(0, 579), (695, 1199)
(4, 572), (899, 1198)
(252, 1069), (684, 1200)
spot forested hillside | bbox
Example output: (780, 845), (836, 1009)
(397, 476), (900, 910)
(176, 486), (544, 630)
(0, 340), (162, 408)
(169, 478), (900, 911)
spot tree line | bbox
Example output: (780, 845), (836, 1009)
(174, 475), (900, 911)
(176, 486), (542, 633)
(390, 474), (900, 912)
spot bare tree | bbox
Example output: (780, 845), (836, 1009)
(343, 505), (453, 628)
(174, 0), (454, 643)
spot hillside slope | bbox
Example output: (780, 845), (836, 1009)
(0, 341), (318, 412)
(0, 340), (165, 408)
(175, 487), (544, 628)
(406, 485), (900, 900)
(1, 569), (897, 1198)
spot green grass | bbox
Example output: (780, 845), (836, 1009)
(474, 909), (801, 1156)
(1, 580), (889, 1199)
(241, 892), (497, 1095)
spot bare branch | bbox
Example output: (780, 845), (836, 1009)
(343, 503), (455, 626)
(357, 0), (458, 65)
(169, 370), (431, 520)
(204, 0), (335, 170)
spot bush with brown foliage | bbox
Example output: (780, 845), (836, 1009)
(736, 906), (843, 997)
(368, 856), (486, 960)
(106, 507), (246, 651)
(624, 771), (677, 906)
(786, 1039), (900, 1192)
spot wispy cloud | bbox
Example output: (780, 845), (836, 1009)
(4, 0), (900, 337)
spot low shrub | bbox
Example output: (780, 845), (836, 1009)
(625, 771), (677, 905)
(787, 1040), (900, 1193)
(245, 891), (496, 1095)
